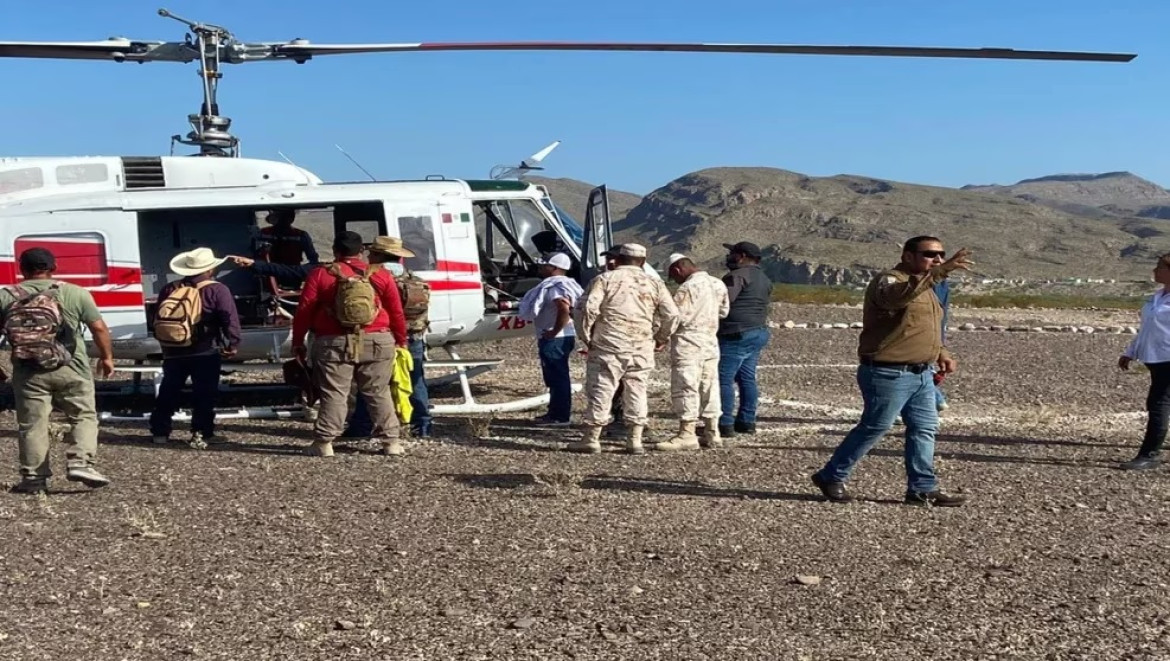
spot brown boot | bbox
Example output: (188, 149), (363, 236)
(567, 426), (603, 454)
(307, 441), (334, 457)
(654, 421), (700, 452)
(381, 439), (406, 456)
(699, 417), (723, 449)
(626, 425), (646, 455)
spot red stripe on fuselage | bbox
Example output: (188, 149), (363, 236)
(436, 260), (480, 274)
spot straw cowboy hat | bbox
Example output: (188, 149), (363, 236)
(169, 247), (227, 276)
(367, 235), (415, 259)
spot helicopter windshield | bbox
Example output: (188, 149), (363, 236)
(540, 198), (584, 248)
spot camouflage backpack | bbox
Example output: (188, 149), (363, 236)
(398, 271), (431, 336)
(3, 283), (71, 371)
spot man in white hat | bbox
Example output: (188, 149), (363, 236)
(150, 247), (241, 448)
(519, 252), (584, 426)
(571, 243), (678, 454)
(654, 254), (730, 451)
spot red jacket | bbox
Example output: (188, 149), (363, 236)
(292, 257), (407, 347)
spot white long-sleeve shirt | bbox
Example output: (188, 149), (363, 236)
(1124, 289), (1170, 364)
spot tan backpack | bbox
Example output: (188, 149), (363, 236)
(328, 263), (382, 360)
(154, 280), (214, 347)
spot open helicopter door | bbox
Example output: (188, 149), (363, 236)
(578, 185), (613, 285)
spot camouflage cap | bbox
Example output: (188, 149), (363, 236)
(619, 244), (647, 258)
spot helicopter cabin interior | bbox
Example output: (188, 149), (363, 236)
(472, 196), (579, 313)
(136, 201), (392, 329)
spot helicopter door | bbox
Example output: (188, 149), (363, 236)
(578, 185), (613, 285)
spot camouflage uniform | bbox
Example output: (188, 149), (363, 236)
(572, 250), (679, 454)
(658, 270), (730, 450)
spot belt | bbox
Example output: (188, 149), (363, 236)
(860, 358), (931, 374)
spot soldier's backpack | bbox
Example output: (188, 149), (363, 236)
(153, 280), (215, 347)
(398, 272), (431, 335)
(3, 283), (71, 371)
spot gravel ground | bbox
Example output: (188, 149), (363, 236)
(1, 303), (1168, 660)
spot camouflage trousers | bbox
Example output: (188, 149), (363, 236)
(671, 356), (721, 422)
(12, 367), (99, 479)
(583, 348), (653, 427)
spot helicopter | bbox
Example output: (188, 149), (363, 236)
(0, 9), (1136, 417)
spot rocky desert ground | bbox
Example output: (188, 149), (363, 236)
(0, 302), (1167, 660)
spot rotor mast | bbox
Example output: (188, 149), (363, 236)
(158, 9), (238, 157)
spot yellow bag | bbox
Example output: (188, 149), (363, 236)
(392, 346), (414, 424)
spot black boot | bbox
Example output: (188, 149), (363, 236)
(1120, 453), (1161, 471)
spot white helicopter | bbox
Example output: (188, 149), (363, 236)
(0, 9), (1135, 416)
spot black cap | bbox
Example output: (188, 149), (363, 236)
(723, 241), (762, 258)
(19, 247), (56, 273)
(333, 231), (364, 257)
(600, 246), (621, 257)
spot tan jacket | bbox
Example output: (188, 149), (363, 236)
(578, 265), (679, 354)
(857, 264), (952, 365)
(670, 271), (730, 361)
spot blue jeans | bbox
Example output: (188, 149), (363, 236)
(539, 336), (576, 422)
(347, 337), (430, 435)
(816, 364), (940, 493)
(717, 327), (770, 427)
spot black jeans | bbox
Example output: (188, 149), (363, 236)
(1139, 362), (1170, 457)
(149, 354), (222, 438)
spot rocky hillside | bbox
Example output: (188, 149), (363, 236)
(526, 176), (642, 227)
(963, 172), (1170, 218)
(614, 167), (1167, 284)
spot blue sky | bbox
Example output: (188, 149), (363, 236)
(0, 0), (1160, 195)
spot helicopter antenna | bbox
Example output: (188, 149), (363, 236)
(276, 150), (297, 166)
(335, 144), (378, 181)
(159, 8), (239, 157)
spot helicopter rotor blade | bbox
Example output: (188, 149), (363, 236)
(275, 41), (1136, 63)
(0, 39), (184, 62)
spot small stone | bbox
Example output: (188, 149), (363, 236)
(1007, 326), (1029, 332)
(1079, 326), (1095, 334)
(628, 586), (644, 596)
(509, 617), (536, 630)
(441, 607), (468, 617)
(960, 323), (976, 331)
(832, 323), (848, 329)
(334, 620), (357, 631)
(138, 531), (167, 540)
(783, 320), (796, 329)
(793, 575), (823, 586)
(135, 601), (150, 609)
(1030, 327), (1044, 333)
(794, 323), (809, 329)
(849, 321), (863, 329)
(991, 325), (1007, 332)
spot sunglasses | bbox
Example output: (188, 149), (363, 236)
(918, 250), (946, 259)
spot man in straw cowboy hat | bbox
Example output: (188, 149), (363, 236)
(149, 247), (241, 449)
(292, 231), (408, 457)
(343, 236), (434, 439)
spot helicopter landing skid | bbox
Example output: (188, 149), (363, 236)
(426, 347), (582, 415)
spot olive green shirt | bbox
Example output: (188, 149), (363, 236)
(857, 264), (952, 365)
(0, 279), (102, 377)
